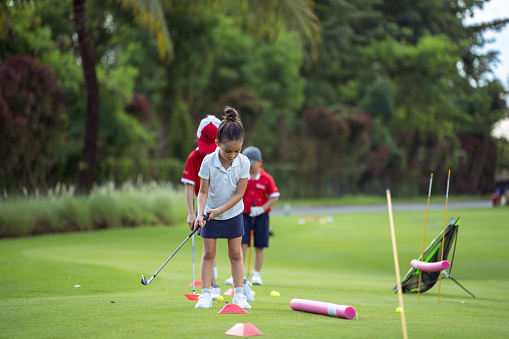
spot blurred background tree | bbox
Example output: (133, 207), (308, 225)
(0, 0), (507, 198)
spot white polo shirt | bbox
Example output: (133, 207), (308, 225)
(199, 148), (250, 220)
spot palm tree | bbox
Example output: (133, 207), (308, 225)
(73, 0), (321, 192)
(0, 1), (29, 37)
(73, 0), (100, 192)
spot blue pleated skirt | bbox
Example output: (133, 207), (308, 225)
(198, 212), (244, 239)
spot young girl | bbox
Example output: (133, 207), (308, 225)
(194, 107), (251, 309)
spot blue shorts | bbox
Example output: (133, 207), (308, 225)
(242, 213), (270, 248)
(198, 213), (244, 239)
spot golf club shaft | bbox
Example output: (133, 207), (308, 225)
(247, 202), (256, 279)
(143, 213), (209, 285)
(192, 233), (195, 294)
(151, 228), (200, 279)
(247, 229), (254, 279)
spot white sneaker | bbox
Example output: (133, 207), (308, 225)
(251, 273), (263, 285)
(243, 279), (254, 302)
(224, 276), (233, 285)
(232, 293), (251, 309)
(211, 286), (221, 300)
(195, 293), (212, 309)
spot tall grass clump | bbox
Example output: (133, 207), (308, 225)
(0, 181), (186, 238)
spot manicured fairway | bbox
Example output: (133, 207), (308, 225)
(1, 207), (508, 338)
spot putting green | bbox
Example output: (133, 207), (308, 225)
(1, 207), (508, 338)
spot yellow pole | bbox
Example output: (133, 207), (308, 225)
(418, 170), (433, 300)
(387, 190), (408, 339)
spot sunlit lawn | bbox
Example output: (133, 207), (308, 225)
(1, 207), (508, 338)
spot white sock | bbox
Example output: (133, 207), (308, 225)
(234, 287), (244, 295)
(213, 266), (217, 279)
(201, 288), (211, 295)
(253, 270), (260, 277)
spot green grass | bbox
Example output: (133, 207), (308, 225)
(280, 194), (491, 206)
(1, 207), (508, 338)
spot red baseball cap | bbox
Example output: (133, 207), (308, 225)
(197, 115), (221, 154)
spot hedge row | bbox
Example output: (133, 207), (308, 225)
(0, 182), (186, 238)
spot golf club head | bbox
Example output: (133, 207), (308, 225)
(141, 275), (148, 285)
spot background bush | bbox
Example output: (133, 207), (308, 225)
(0, 181), (186, 238)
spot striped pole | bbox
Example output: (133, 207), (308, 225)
(438, 170), (451, 304)
(418, 170), (433, 299)
(387, 189), (408, 339)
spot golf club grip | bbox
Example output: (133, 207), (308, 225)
(190, 213), (211, 235)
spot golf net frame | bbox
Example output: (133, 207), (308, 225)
(394, 217), (460, 294)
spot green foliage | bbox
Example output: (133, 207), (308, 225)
(455, 78), (508, 137)
(119, 40), (165, 107)
(207, 20), (305, 156)
(360, 76), (395, 124)
(373, 0), (470, 44)
(1, 0), (507, 198)
(0, 182), (186, 238)
(292, 106), (377, 197)
(495, 137), (509, 176)
(361, 34), (465, 132)
(167, 97), (195, 160)
(298, 0), (507, 196)
(0, 55), (68, 192)
(0, 2), (85, 188)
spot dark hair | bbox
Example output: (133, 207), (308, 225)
(216, 106), (244, 144)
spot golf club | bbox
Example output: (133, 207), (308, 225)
(247, 202), (256, 280)
(141, 213), (210, 286)
(192, 232), (195, 294)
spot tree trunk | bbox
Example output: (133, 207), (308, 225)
(74, 0), (100, 193)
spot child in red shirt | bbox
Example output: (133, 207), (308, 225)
(225, 146), (279, 285)
(181, 115), (221, 299)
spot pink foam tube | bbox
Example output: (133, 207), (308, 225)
(411, 259), (450, 272)
(290, 298), (356, 320)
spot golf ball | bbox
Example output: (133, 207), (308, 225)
(396, 307), (402, 313)
(271, 291), (280, 297)
(217, 296), (224, 301)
